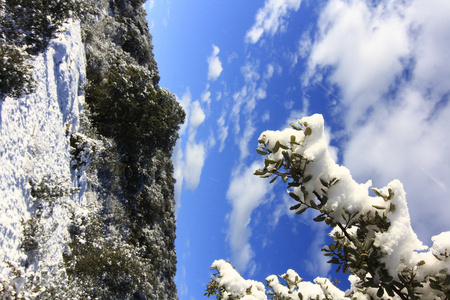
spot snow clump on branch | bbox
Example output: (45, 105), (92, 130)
(207, 114), (450, 299)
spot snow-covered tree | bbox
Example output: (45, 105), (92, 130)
(206, 114), (450, 299)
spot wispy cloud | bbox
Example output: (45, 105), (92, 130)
(217, 113), (229, 152)
(238, 120), (256, 161)
(222, 55), (283, 272)
(147, 0), (154, 10)
(290, 30), (312, 66)
(245, 0), (302, 44)
(226, 162), (274, 274)
(229, 59), (274, 160)
(201, 83), (211, 106)
(207, 45), (223, 81)
(304, 0), (450, 241)
(173, 89), (209, 212)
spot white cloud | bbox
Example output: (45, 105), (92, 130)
(173, 89), (193, 212)
(232, 61), (264, 119)
(290, 30), (312, 66)
(173, 89), (208, 202)
(207, 45), (223, 81)
(343, 87), (450, 241)
(304, 0), (450, 242)
(245, 0), (302, 44)
(184, 141), (206, 190)
(189, 100), (205, 132)
(184, 99), (207, 190)
(216, 91), (222, 101)
(241, 61), (260, 83)
(408, 0), (450, 96)
(227, 52), (238, 64)
(175, 263), (189, 297)
(255, 87), (267, 100)
(229, 59), (274, 160)
(305, 0), (410, 127)
(226, 162), (273, 273)
(208, 130), (217, 149)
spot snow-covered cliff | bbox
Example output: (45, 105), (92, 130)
(0, 1), (183, 298)
(0, 19), (87, 297)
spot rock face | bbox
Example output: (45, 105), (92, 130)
(0, 0), (184, 299)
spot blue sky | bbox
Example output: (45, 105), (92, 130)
(146, 0), (450, 298)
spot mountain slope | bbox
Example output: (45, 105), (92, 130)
(0, 18), (87, 298)
(0, 1), (184, 298)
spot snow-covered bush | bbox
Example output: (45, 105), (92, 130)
(29, 175), (78, 208)
(207, 114), (450, 299)
(69, 132), (103, 172)
(0, 261), (42, 300)
(0, 0), (87, 99)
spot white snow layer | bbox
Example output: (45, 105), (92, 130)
(0, 19), (86, 291)
(211, 114), (450, 299)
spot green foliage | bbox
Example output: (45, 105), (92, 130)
(205, 280), (241, 300)
(0, 42), (34, 99)
(64, 213), (149, 299)
(71, 39), (181, 300)
(86, 58), (184, 157)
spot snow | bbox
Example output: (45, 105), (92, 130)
(0, 18), (87, 296)
(431, 231), (450, 257)
(211, 259), (267, 300)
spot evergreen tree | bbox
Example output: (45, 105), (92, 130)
(63, 0), (184, 298)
